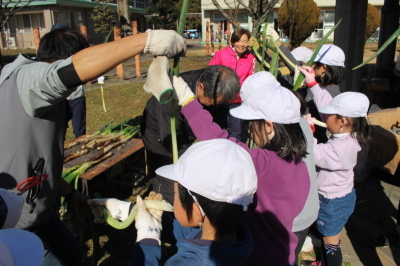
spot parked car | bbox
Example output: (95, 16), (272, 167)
(186, 29), (199, 39)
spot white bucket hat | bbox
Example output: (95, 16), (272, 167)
(156, 139), (257, 208)
(0, 188), (24, 229)
(291, 47), (313, 62)
(0, 228), (44, 266)
(230, 71), (300, 124)
(306, 44), (345, 67)
(240, 71), (281, 100)
(318, 92), (370, 117)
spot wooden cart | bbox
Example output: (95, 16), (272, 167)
(63, 137), (145, 196)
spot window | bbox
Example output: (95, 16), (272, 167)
(7, 13), (45, 33)
(129, 0), (144, 9)
(54, 12), (69, 27)
(31, 13), (46, 31)
(237, 12), (248, 24)
(54, 12), (83, 30)
(71, 12), (84, 29)
(135, 0), (145, 9)
(324, 11), (335, 25)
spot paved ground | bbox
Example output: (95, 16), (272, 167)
(340, 168), (400, 266)
(86, 39), (400, 266)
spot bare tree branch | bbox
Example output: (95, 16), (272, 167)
(0, 0), (36, 30)
(236, 0), (252, 14)
(210, 0), (242, 29)
(225, 0), (240, 24)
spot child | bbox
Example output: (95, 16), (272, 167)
(302, 44), (346, 143)
(90, 139), (258, 265)
(302, 92), (370, 266)
(150, 70), (311, 265)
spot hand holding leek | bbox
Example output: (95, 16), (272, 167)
(172, 76), (195, 106)
(88, 192), (173, 229)
(88, 198), (132, 223)
(135, 195), (163, 245)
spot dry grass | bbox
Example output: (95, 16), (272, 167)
(65, 82), (149, 142)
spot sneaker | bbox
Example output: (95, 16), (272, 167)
(301, 261), (322, 266)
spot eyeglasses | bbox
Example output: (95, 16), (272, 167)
(187, 190), (205, 218)
(16, 158), (48, 214)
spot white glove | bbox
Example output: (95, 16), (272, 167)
(144, 29), (187, 58)
(266, 27), (280, 42)
(135, 196), (162, 245)
(396, 55), (400, 71)
(173, 76), (195, 106)
(87, 198), (131, 223)
(143, 56), (174, 104)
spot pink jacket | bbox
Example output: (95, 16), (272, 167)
(210, 46), (255, 103)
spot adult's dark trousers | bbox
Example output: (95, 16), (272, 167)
(67, 97), (86, 138)
(228, 103), (243, 140)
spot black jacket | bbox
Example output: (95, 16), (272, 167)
(140, 68), (228, 161)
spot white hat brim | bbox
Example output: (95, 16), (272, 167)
(230, 105), (264, 120)
(318, 104), (337, 115)
(155, 164), (177, 181)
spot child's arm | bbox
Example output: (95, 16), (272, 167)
(300, 66), (332, 122)
(182, 99), (269, 170)
(313, 140), (343, 170)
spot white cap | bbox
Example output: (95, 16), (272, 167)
(318, 92), (370, 117)
(156, 139), (257, 207)
(307, 44), (345, 67)
(291, 47), (313, 62)
(0, 188), (23, 229)
(230, 71), (300, 124)
(240, 71), (281, 100)
(0, 228), (44, 266)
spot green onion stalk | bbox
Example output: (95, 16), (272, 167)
(171, 0), (190, 163)
(353, 27), (400, 70)
(269, 52), (279, 78)
(259, 25), (268, 72)
(250, 44), (271, 70)
(94, 193), (173, 229)
(292, 18), (342, 91)
(269, 39), (296, 70)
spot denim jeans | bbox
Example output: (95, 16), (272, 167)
(30, 215), (83, 266)
(316, 189), (356, 237)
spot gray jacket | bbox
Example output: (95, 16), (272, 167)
(292, 118), (319, 232)
(0, 54), (75, 229)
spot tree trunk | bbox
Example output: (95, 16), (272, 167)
(117, 0), (131, 37)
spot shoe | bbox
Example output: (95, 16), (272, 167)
(301, 260), (321, 266)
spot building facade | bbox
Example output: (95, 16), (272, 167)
(201, 0), (384, 43)
(2, 0), (149, 49)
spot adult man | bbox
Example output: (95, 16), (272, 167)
(0, 28), (185, 265)
(141, 63), (240, 204)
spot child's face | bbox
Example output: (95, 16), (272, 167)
(325, 114), (348, 134)
(249, 120), (273, 147)
(312, 63), (326, 78)
(173, 182), (192, 227)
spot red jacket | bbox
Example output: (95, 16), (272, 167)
(210, 46), (256, 103)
